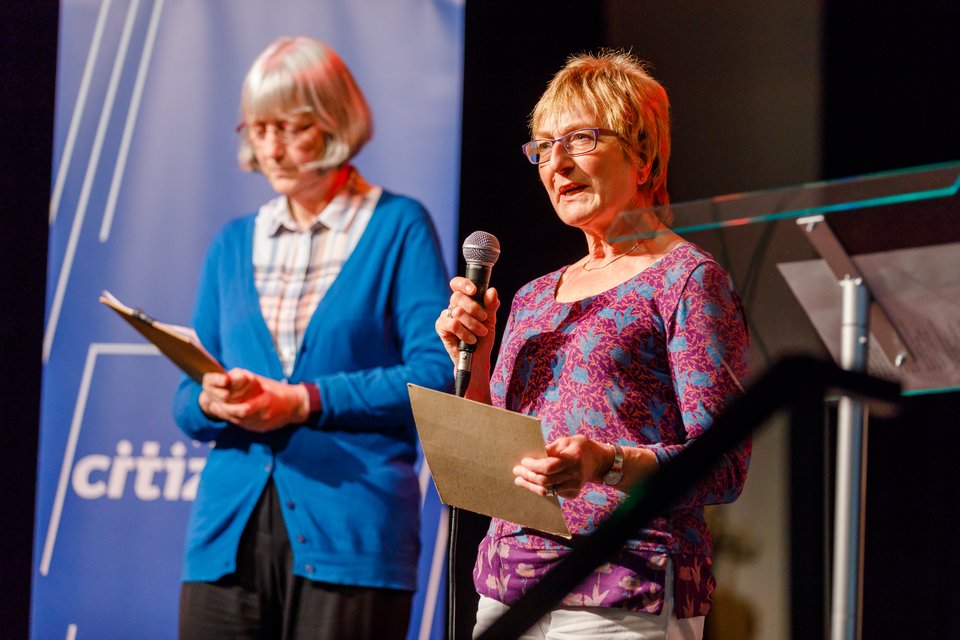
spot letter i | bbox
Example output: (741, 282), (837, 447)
(163, 442), (187, 500)
(107, 440), (135, 499)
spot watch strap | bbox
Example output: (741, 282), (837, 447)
(302, 382), (321, 418)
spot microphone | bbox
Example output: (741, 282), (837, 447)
(455, 231), (501, 397)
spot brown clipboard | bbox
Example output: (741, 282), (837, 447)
(99, 290), (225, 383)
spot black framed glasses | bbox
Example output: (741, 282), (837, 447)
(521, 127), (616, 164)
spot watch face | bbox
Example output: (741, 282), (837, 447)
(603, 470), (623, 486)
(603, 444), (624, 486)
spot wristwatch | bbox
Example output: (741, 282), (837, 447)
(602, 443), (624, 487)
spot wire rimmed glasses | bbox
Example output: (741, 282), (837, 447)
(521, 127), (616, 164)
(237, 116), (319, 146)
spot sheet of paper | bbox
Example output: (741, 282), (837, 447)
(778, 242), (960, 392)
(408, 384), (570, 537)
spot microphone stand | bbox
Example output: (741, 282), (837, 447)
(447, 493), (461, 639)
(446, 367), (469, 640)
(447, 356), (471, 640)
(447, 231), (499, 639)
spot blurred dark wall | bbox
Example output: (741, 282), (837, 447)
(823, 0), (960, 178)
(0, 1), (58, 639)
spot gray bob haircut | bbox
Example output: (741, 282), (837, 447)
(238, 36), (373, 172)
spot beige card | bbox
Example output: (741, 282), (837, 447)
(408, 384), (570, 537)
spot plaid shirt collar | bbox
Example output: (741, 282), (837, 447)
(261, 165), (366, 237)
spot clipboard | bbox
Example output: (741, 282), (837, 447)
(408, 383), (570, 537)
(99, 290), (225, 383)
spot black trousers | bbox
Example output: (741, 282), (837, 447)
(179, 480), (413, 640)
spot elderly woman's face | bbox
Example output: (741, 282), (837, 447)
(247, 110), (327, 196)
(536, 109), (645, 236)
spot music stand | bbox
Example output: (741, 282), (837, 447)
(608, 161), (960, 640)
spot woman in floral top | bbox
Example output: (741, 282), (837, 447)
(436, 50), (750, 639)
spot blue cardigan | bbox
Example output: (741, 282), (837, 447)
(173, 191), (452, 590)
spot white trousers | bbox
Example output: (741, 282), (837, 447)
(472, 562), (705, 640)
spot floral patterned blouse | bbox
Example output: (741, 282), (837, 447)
(473, 242), (751, 618)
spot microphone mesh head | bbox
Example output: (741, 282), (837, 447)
(462, 231), (501, 267)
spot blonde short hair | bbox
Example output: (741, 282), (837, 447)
(531, 50), (671, 207)
(238, 36), (373, 172)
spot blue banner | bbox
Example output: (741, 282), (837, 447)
(35, 1), (463, 638)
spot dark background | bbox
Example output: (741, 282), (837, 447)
(1, 2), (59, 640)
(4, 1), (958, 638)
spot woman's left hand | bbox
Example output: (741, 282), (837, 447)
(513, 435), (612, 499)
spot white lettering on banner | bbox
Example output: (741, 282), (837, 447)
(71, 440), (205, 501)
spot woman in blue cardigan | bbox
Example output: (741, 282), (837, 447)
(173, 36), (451, 639)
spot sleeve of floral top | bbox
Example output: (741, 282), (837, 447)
(652, 260), (751, 509)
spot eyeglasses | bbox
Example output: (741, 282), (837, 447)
(237, 118), (319, 146)
(521, 127), (616, 164)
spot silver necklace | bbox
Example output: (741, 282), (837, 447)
(581, 240), (641, 272)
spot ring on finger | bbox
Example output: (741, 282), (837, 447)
(445, 307), (454, 319)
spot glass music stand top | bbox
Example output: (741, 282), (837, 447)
(607, 161), (960, 395)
